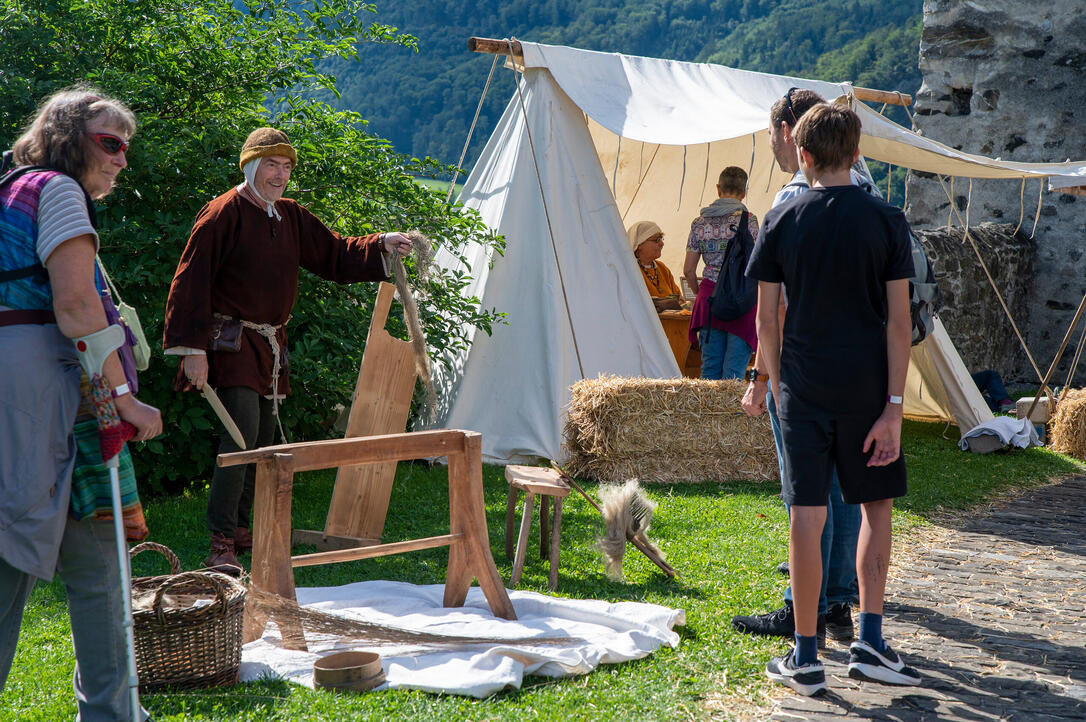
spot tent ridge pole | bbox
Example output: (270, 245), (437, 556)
(467, 37), (911, 106)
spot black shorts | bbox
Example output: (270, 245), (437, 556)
(778, 414), (907, 506)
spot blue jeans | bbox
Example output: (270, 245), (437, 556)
(971, 370), (1011, 412)
(0, 516), (147, 721)
(699, 327), (751, 380)
(768, 391), (861, 614)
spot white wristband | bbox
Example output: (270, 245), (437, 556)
(887, 394), (903, 405)
(112, 382), (132, 399)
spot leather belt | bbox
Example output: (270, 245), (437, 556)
(0, 309), (57, 327)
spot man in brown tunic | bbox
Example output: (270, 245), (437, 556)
(163, 128), (411, 574)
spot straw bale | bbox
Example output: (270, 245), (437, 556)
(563, 375), (777, 484)
(1048, 388), (1086, 460)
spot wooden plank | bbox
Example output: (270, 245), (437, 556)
(218, 429), (465, 471)
(467, 37), (912, 106)
(245, 454), (307, 650)
(325, 282), (418, 542)
(291, 534), (462, 568)
(449, 434), (516, 620)
(290, 529), (379, 551)
(505, 465), (571, 497)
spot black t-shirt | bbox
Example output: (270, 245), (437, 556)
(745, 185), (914, 420)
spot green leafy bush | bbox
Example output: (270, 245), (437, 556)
(0, 0), (504, 493)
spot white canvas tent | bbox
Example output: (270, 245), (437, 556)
(431, 41), (1086, 464)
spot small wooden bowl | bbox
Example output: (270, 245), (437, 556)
(313, 651), (385, 693)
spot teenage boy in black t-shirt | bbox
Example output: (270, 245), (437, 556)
(745, 103), (921, 696)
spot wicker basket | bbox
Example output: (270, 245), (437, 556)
(129, 542), (246, 692)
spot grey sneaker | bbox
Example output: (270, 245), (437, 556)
(825, 602), (854, 642)
(848, 640), (921, 686)
(776, 561), (790, 576)
(766, 649), (827, 696)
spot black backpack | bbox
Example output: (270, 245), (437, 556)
(709, 210), (757, 322)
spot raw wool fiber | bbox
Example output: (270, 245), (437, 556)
(597, 480), (664, 581)
(563, 375), (777, 484)
(395, 230), (437, 421)
(1048, 388), (1086, 460)
(245, 586), (576, 649)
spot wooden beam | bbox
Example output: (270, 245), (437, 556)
(467, 36), (911, 106)
(291, 534), (463, 568)
(217, 429), (466, 471)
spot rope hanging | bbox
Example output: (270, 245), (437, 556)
(447, 53), (500, 206)
(886, 163), (893, 204)
(747, 133), (756, 179)
(611, 136), (622, 196)
(506, 38), (585, 379)
(935, 173), (1049, 391)
(946, 176), (955, 232)
(1030, 178), (1043, 239)
(1014, 178), (1026, 235)
(621, 143), (661, 221)
(676, 145), (687, 211)
(700, 142), (711, 206)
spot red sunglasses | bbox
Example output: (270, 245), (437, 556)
(89, 133), (129, 155)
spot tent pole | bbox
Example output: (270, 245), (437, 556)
(467, 37), (912, 106)
(1027, 290), (1086, 421)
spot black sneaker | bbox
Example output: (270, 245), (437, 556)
(731, 604), (826, 647)
(824, 602), (853, 642)
(776, 561), (790, 576)
(766, 649), (827, 696)
(848, 640), (922, 686)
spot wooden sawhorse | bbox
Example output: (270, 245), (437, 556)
(218, 429), (516, 651)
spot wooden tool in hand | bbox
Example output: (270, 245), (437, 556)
(549, 461), (678, 579)
(202, 384), (246, 450)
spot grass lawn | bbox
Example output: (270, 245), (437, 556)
(2, 420), (1081, 721)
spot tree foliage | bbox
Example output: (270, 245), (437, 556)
(322, 0), (922, 165)
(0, 0), (504, 492)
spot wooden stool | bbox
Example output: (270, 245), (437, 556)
(504, 465), (569, 591)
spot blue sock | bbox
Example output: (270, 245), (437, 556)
(858, 612), (885, 652)
(794, 634), (818, 666)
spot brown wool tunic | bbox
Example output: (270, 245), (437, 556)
(163, 188), (388, 396)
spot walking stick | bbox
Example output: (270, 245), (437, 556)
(75, 325), (140, 722)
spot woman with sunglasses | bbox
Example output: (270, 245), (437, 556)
(0, 86), (161, 721)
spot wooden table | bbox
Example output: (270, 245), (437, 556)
(657, 309), (699, 378)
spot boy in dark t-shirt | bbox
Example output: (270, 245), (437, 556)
(746, 103), (920, 696)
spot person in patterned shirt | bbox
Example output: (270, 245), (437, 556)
(683, 166), (760, 379)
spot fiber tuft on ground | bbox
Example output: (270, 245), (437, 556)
(563, 375), (777, 483)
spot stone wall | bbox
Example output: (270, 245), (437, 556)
(916, 223), (1035, 380)
(906, 0), (1086, 383)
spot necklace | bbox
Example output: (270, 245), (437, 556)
(641, 262), (660, 291)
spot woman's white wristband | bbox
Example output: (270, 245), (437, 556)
(887, 394), (903, 405)
(112, 382), (132, 399)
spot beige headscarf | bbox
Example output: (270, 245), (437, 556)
(626, 221), (664, 253)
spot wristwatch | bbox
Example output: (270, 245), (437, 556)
(746, 368), (769, 384)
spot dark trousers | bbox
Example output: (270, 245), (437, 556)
(206, 386), (276, 537)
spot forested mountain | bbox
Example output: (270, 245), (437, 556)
(323, 0), (923, 167)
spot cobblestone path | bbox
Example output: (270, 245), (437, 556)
(770, 475), (1086, 721)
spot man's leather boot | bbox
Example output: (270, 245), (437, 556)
(234, 526), (253, 555)
(205, 532), (243, 576)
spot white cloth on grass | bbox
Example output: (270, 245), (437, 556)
(240, 580), (684, 698)
(958, 416), (1041, 451)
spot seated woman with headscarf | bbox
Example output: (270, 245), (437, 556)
(627, 221), (682, 310)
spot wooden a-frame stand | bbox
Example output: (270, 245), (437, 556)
(219, 430), (517, 650)
(292, 282), (417, 551)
